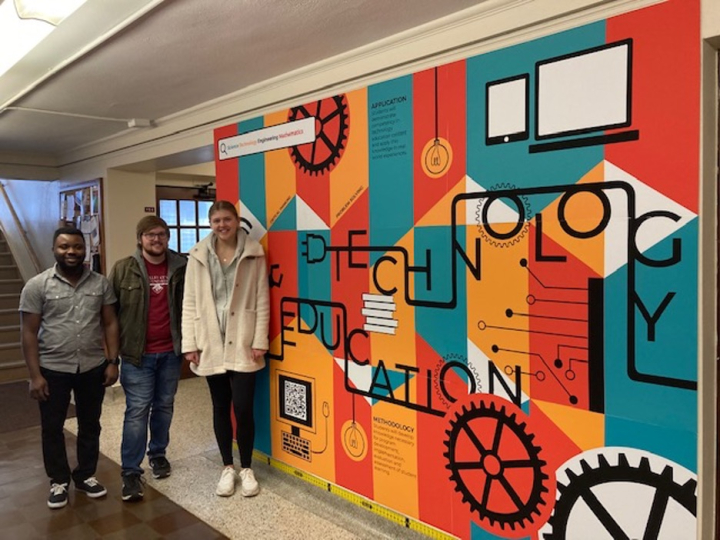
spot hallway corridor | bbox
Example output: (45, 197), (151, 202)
(1, 377), (429, 539)
(0, 423), (228, 539)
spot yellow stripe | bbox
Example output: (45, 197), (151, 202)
(253, 450), (457, 540)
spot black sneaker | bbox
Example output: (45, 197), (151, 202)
(47, 482), (68, 509)
(149, 456), (171, 479)
(122, 474), (144, 502)
(75, 476), (107, 498)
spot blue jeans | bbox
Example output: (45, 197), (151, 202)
(120, 352), (181, 476)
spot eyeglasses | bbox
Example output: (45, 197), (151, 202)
(142, 232), (168, 240)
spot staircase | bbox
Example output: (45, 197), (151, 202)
(0, 231), (26, 383)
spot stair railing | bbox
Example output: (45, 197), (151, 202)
(0, 182), (42, 276)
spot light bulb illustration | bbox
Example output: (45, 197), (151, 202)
(341, 419), (368, 461)
(421, 67), (453, 179)
(422, 137), (452, 177)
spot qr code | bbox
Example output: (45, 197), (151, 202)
(284, 380), (307, 421)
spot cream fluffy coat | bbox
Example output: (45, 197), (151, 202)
(181, 233), (269, 376)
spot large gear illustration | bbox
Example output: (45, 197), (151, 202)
(443, 394), (553, 537)
(288, 94), (349, 175)
(475, 183), (532, 248)
(542, 449), (697, 540)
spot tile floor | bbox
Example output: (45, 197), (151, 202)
(0, 425), (227, 539)
(59, 377), (430, 539)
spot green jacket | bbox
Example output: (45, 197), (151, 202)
(109, 249), (187, 366)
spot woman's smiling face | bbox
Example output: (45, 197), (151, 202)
(210, 208), (240, 241)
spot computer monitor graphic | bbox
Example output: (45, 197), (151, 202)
(277, 372), (316, 434)
(530, 39), (638, 152)
(277, 371), (316, 461)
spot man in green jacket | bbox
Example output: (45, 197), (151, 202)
(109, 216), (186, 502)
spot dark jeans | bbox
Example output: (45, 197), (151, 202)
(39, 363), (106, 485)
(120, 352), (182, 476)
(206, 371), (256, 469)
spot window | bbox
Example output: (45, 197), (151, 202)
(157, 187), (214, 254)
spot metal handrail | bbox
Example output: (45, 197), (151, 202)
(0, 182), (42, 274)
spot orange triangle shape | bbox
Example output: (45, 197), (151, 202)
(536, 162), (606, 276)
(533, 398), (604, 452)
(415, 175), (466, 227)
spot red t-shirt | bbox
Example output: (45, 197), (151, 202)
(144, 258), (174, 353)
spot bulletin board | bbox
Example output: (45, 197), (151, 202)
(59, 179), (104, 274)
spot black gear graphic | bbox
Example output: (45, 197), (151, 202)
(476, 183), (531, 248)
(434, 353), (482, 410)
(543, 452), (697, 540)
(443, 397), (551, 534)
(288, 95), (349, 175)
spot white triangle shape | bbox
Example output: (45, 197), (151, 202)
(465, 174), (484, 195)
(463, 175), (522, 229)
(603, 161), (696, 277)
(334, 357), (373, 406)
(468, 338), (529, 405)
(238, 200), (267, 242)
(464, 174), (485, 226)
(296, 195), (329, 231)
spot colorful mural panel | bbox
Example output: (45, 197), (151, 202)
(215, 1), (700, 538)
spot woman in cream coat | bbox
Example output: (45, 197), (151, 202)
(182, 200), (269, 497)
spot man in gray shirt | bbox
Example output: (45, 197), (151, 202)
(20, 227), (120, 509)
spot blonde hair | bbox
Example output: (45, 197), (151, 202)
(208, 200), (239, 220)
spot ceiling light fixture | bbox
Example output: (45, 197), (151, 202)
(0, 0), (88, 78)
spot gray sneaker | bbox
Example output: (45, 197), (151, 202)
(122, 474), (145, 502)
(149, 456), (171, 479)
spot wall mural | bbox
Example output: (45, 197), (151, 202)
(214, 0), (700, 538)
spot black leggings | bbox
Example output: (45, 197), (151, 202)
(206, 371), (256, 468)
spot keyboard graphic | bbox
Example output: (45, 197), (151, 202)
(282, 431), (311, 461)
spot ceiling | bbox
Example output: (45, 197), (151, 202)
(0, 0), (485, 171)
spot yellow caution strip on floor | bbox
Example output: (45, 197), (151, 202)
(253, 450), (458, 540)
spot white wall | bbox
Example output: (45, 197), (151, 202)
(103, 170), (157, 271)
(0, 179), (59, 278)
(703, 0), (720, 42)
(0, 171), (198, 279)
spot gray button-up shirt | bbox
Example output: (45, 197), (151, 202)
(19, 265), (117, 374)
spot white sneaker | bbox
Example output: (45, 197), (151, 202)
(216, 467), (236, 497)
(239, 468), (259, 497)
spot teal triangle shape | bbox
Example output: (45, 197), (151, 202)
(269, 196), (296, 231)
(522, 400), (530, 415)
(370, 365), (415, 405)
